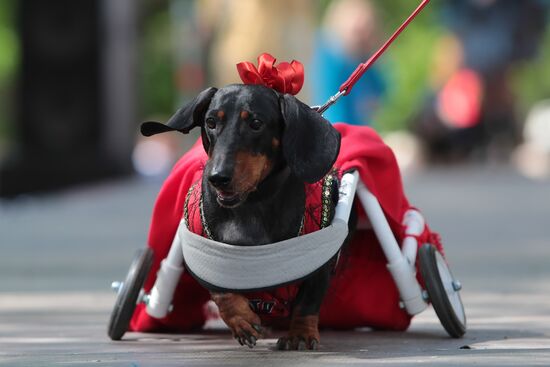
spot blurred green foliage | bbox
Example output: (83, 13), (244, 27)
(512, 30), (550, 116)
(139, 1), (177, 121)
(0, 0), (18, 140)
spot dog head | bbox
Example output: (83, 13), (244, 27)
(141, 84), (341, 207)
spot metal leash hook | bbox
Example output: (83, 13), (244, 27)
(312, 90), (345, 115)
(312, 0), (431, 115)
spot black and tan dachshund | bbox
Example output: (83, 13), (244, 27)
(141, 84), (342, 350)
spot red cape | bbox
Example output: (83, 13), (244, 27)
(130, 124), (440, 332)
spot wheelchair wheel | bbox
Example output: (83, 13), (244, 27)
(108, 247), (154, 341)
(419, 243), (466, 338)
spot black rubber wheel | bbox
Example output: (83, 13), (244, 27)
(419, 243), (466, 338)
(108, 248), (154, 341)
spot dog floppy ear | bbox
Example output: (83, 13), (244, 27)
(140, 87), (218, 137)
(279, 94), (341, 183)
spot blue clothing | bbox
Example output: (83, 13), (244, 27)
(311, 34), (387, 126)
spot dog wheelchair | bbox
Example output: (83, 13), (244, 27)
(108, 170), (466, 341)
(109, 0), (466, 342)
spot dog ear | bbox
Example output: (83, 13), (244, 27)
(140, 87), (218, 137)
(279, 94), (341, 183)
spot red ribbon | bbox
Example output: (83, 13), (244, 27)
(236, 53), (304, 95)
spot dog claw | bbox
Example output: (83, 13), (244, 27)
(252, 324), (262, 334)
(247, 336), (257, 348)
(276, 338), (291, 350)
(277, 336), (318, 351)
(238, 333), (255, 348)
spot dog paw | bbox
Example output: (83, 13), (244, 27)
(276, 336), (319, 350)
(276, 315), (320, 351)
(233, 323), (261, 348)
(210, 293), (263, 348)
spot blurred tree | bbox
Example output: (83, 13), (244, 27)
(373, 0), (443, 132)
(0, 0), (18, 141)
(139, 0), (176, 121)
(513, 30), (550, 117)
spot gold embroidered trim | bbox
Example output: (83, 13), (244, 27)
(199, 194), (214, 240)
(183, 182), (198, 229)
(320, 169), (338, 229)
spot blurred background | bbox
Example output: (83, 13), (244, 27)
(1, 0), (549, 296)
(1, 0), (550, 193)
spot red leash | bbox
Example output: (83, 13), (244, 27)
(315, 0), (431, 114)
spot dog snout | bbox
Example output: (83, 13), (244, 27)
(208, 171), (233, 189)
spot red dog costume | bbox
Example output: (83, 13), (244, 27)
(130, 54), (442, 333)
(130, 123), (442, 333)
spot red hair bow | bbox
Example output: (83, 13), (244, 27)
(236, 53), (304, 95)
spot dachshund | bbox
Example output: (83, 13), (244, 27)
(141, 84), (344, 350)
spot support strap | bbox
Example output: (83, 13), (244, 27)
(179, 218), (349, 291)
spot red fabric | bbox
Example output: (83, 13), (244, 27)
(438, 68), (483, 128)
(236, 53), (304, 95)
(130, 124), (442, 333)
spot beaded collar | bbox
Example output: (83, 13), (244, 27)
(184, 170), (338, 242)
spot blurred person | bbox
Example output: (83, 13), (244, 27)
(512, 100), (550, 180)
(411, 34), (486, 162)
(412, 0), (549, 163)
(310, 0), (387, 125)
(198, 0), (316, 93)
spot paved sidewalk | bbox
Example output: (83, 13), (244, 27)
(1, 290), (549, 366)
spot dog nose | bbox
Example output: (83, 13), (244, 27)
(208, 172), (232, 189)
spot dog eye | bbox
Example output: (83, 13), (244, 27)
(205, 118), (216, 129)
(249, 119), (263, 131)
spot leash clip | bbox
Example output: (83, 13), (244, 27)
(311, 90), (345, 115)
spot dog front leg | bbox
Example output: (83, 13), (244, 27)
(210, 292), (263, 348)
(276, 263), (333, 351)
